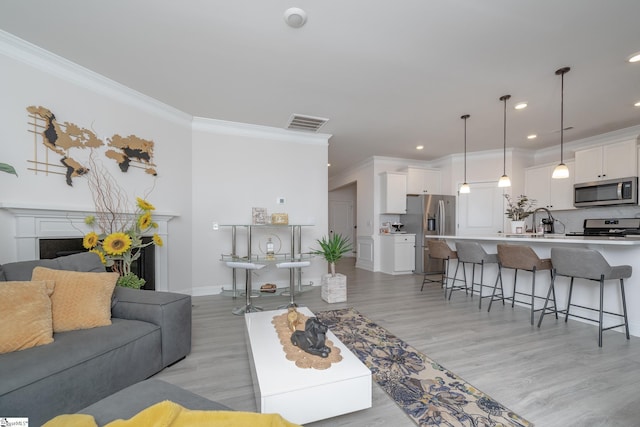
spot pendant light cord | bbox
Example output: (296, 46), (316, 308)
(560, 70), (565, 163)
(503, 97), (507, 174)
(499, 95), (511, 175)
(556, 67), (570, 164)
(462, 114), (469, 182)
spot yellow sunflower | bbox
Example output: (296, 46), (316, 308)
(90, 249), (106, 265)
(138, 212), (153, 230)
(136, 197), (155, 211)
(153, 233), (164, 247)
(103, 232), (132, 256)
(83, 232), (99, 249)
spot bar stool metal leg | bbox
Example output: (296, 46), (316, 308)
(227, 262), (265, 315)
(277, 261), (311, 309)
(620, 278), (631, 339)
(487, 265), (506, 311)
(233, 269), (263, 315)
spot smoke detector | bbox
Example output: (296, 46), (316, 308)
(284, 8), (307, 28)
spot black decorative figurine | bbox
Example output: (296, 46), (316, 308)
(291, 317), (331, 358)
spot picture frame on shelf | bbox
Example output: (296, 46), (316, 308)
(252, 207), (268, 225)
(271, 213), (288, 225)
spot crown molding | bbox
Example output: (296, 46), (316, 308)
(0, 30), (192, 126)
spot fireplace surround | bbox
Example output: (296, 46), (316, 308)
(1, 203), (175, 291)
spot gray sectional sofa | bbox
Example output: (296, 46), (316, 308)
(0, 252), (192, 426)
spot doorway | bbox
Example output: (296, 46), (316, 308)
(328, 182), (357, 257)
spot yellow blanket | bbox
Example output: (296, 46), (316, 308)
(43, 400), (302, 427)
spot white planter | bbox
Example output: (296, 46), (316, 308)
(510, 220), (526, 234)
(321, 273), (347, 303)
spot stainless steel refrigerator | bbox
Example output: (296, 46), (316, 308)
(401, 194), (456, 274)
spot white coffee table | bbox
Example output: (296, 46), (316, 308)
(244, 307), (372, 424)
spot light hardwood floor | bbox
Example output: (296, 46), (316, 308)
(154, 258), (640, 426)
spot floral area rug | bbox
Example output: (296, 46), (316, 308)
(315, 308), (533, 427)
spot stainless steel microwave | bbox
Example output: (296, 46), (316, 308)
(574, 176), (638, 207)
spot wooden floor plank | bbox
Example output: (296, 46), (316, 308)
(154, 258), (640, 426)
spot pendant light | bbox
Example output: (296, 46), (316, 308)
(552, 67), (571, 179)
(498, 94), (511, 187)
(460, 114), (471, 194)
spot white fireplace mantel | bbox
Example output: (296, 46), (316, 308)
(0, 202), (178, 291)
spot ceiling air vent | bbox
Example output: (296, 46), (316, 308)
(286, 114), (329, 132)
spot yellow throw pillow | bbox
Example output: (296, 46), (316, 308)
(32, 267), (118, 333)
(0, 280), (55, 354)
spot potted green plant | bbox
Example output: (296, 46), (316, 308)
(0, 163), (17, 176)
(504, 194), (535, 233)
(311, 234), (352, 303)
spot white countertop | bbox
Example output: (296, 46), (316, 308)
(428, 234), (640, 246)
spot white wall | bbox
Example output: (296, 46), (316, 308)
(0, 31), (330, 297)
(190, 118), (329, 295)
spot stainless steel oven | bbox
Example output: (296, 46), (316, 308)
(574, 176), (638, 207)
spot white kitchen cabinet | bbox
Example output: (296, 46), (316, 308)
(524, 161), (575, 210)
(574, 140), (637, 183)
(380, 172), (407, 214)
(380, 234), (415, 275)
(404, 167), (441, 195)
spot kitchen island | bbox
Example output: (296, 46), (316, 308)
(428, 234), (640, 338)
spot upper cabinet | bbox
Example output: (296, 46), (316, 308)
(574, 140), (637, 183)
(403, 167), (441, 195)
(525, 161), (575, 211)
(380, 172), (407, 214)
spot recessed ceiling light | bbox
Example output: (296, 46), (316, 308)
(327, 163), (331, 167)
(527, 134), (537, 140)
(628, 52), (640, 63)
(416, 145), (424, 150)
(514, 102), (528, 110)
(635, 101), (640, 107)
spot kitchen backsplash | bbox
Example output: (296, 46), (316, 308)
(547, 205), (640, 234)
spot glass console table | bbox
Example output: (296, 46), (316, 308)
(219, 224), (315, 314)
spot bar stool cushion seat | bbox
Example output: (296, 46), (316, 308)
(225, 262), (266, 270)
(428, 240), (458, 260)
(456, 241), (498, 264)
(276, 261), (311, 269)
(551, 247), (631, 280)
(497, 244), (552, 271)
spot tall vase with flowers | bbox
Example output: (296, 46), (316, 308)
(83, 197), (163, 288)
(504, 194), (536, 233)
(81, 157), (163, 288)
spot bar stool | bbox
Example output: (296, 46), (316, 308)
(450, 241), (498, 310)
(423, 240), (461, 294)
(488, 244), (557, 325)
(226, 261), (266, 315)
(276, 260), (311, 309)
(538, 247), (631, 347)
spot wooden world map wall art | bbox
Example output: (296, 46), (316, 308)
(26, 106), (157, 186)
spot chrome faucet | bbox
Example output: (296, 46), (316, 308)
(532, 207), (555, 234)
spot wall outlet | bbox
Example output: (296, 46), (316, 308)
(277, 197), (286, 204)
(212, 222), (219, 230)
